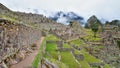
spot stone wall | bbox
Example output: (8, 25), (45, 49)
(0, 19), (41, 67)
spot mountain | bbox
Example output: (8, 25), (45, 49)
(110, 20), (120, 26)
(85, 15), (102, 28)
(106, 20), (120, 30)
(48, 11), (84, 25)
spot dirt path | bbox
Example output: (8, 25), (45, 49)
(10, 37), (44, 68)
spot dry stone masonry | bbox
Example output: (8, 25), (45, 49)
(0, 19), (41, 67)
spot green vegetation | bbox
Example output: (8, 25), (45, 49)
(32, 53), (41, 68)
(104, 64), (111, 68)
(45, 42), (58, 60)
(0, 14), (18, 22)
(79, 61), (91, 68)
(32, 38), (46, 68)
(41, 33), (110, 68)
(46, 34), (59, 41)
(74, 49), (81, 54)
(46, 42), (57, 51)
(117, 40), (120, 48)
(70, 39), (83, 46)
(63, 43), (71, 48)
(47, 57), (69, 68)
(60, 52), (80, 68)
(45, 34), (81, 68)
(84, 29), (101, 42)
(81, 49), (101, 63)
(84, 35), (101, 42)
(74, 49), (101, 68)
(91, 22), (99, 37)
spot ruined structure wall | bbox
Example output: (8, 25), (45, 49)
(0, 19), (41, 62)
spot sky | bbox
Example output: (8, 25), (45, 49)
(0, 0), (120, 22)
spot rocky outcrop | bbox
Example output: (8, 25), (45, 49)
(0, 3), (11, 14)
(105, 20), (120, 31)
(85, 15), (102, 28)
(0, 19), (41, 67)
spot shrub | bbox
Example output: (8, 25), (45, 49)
(117, 40), (120, 48)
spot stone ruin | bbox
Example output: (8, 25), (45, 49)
(49, 27), (83, 42)
(87, 24), (120, 68)
(0, 19), (41, 67)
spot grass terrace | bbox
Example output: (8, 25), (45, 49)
(84, 29), (102, 42)
(60, 52), (81, 68)
(63, 43), (71, 48)
(43, 33), (111, 68)
(46, 34), (59, 41)
(74, 49), (102, 68)
(45, 42), (59, 60)
(80, 49), (101, 63)
(70, 39), (84, 46)
(46, 57), (69, 68)
(79, 61), (91, 68)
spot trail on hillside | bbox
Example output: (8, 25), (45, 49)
(10, 37), (44, 68)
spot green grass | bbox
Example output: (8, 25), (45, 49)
(32, 38), (45, 68)
(74, 49), (82, 54)
(84, 36), (101, 42)
(46, 34), (59, 41)
(45, 42), (59, 60)
(79, 60), (91, 68)
(104, 64), (111, 68)
(45, 34), (81, 68)
(74, 49), (106, 68)
(43, 34), (111, 68)
(81, 49), (101, 63)
(32, 53), (41, 68)
(0, 14), (18, 22)
(42, 34), (110, 68)
(74, 49), (101, 68)
(70, 39), (83, 46)
(46, 42), (57, 51)
(46, 57), (69, 68)
(45, 34), (59, 59)
(63, 43), (71, 48)
(60, 52), (80, 68)
(84, 29), (101, 42)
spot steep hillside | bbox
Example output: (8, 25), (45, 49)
(0, 3), (67, 31)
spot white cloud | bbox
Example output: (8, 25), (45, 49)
(0, 0), (120, 21)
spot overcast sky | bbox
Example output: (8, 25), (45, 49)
(0, 0), (120, 21)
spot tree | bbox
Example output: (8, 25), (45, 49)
(91, 22), (99, 37)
